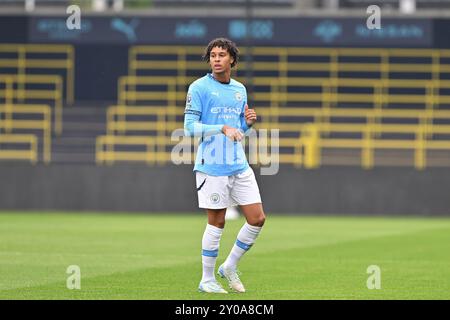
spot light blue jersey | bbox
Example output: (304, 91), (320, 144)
(184, 73), (252, 176)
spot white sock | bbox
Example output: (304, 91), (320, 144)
(201, 224), (223, 283)
(223, 222), (262, 270)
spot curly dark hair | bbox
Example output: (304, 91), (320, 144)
(202, 38), (239, 68)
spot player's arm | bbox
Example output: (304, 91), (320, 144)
(184, 113), (224, 137)
(183, 86), (223, 137)
(185, 115), (243, 141)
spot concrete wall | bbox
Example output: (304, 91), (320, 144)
(1, 164), (449, 215)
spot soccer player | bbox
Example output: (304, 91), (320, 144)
(184, 38), (266, 294)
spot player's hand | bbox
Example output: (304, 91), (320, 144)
(222, 125), (244, 141)
(244, 104), (257, 126)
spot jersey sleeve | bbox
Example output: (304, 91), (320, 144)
(184, 83), (223, 137)
(184, 84), (202, 118)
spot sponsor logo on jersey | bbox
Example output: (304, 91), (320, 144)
(210, 107), (241, 114)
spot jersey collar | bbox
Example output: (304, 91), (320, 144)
(208, 73), (230, 85)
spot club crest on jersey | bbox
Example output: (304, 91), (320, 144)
(210, 193), (220, 204)
(235, 92), (243, 101)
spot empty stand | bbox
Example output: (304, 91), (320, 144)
(0, 104), (51, 163)
(94, 46), (450, 168)
(0, 44), (74, 163)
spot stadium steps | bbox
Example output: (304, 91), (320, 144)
(51, 103), (108, 164)
(49, 102), (450, 166)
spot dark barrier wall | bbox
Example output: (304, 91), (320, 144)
(1, 164), (449, 215)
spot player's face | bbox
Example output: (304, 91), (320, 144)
(209, 46), (234, 73)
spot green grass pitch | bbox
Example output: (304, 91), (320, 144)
(0, 212), (449, 300)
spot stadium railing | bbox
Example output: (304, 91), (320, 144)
(299, 122), (450, 170)
(0, 134), (38, 164)
(97, 105), (194, 165)
(128, 46), (450, 81)
(0, 104), (52, 163)
(96, 135), (158, 165)
(96, 46), (450, 168)
(0, 74), (64, 134)
(257, 108), (450, 168)
(125, 46), (450, 116)
(0, 44), (74, 105)
(117, 76), (178, 117)
(96, 103), (450, 168)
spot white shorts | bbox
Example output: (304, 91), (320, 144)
(195, 167), (262, 209)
